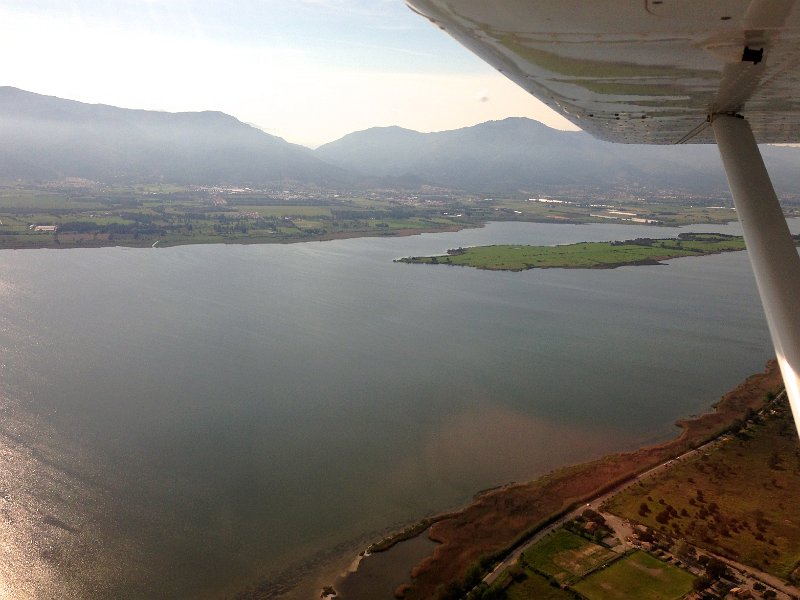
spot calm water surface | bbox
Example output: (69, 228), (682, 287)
(0, 220), (793, 598)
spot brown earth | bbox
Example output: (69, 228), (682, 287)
(402, 360), (784, 599)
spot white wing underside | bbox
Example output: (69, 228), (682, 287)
(406, 0), (800, 437)
(406, 0), (800, 144)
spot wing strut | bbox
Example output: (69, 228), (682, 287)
(713, 114), (800, 435)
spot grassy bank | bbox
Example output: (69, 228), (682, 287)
(389, 361), (783, 599)
(605, 395), (800, 580)
(396, 233), (747, 271)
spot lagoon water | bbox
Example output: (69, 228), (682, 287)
(0, 220), (793, 598)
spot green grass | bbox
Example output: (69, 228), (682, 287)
(487, 199), (739, 227)
(293, 219), (325, 229)
(0, 182), (472, 248)
(0, 190), (105, 210)
(367, 217), (449, 230)
(604, 399), (800, 579)
(0, 181), (772, 250)
(504, 570), (576, 599)
(397, 234), (746, 271)
(240, 205), (333, 217)
(522, 529), (617, 583)
(573, 551), (694, 600)
(511, 530), (693, 599)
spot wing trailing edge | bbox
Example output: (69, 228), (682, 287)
(407, 0), (800, 144)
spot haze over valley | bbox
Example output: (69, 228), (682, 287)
(6, 0), (800, 596)
(3, 85), (800, 600)
(5, 86), (800, 196)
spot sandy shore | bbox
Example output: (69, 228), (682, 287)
(330, 360), (783, 600)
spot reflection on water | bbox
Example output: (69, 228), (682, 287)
(0, 395), (151, 598)
(0, 220), (793, 598)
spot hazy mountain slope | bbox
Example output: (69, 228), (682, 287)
(3, 87), (798, 195)
(317, 117), (800, 194)
(0, 87), (349, 185)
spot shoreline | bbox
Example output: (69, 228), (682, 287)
(0, 216), (751, 252)
(0, 224), (473, 251)
(329, 360), (783, 599)
(395, 234), (750, 271)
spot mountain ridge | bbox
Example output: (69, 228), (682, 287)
(3, 86), (800, 195)
(316, 116), (800, 195)
(0, 86), (348, 186)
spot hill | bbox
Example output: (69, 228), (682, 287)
(316, 117), (800, 195)
(0, 87), (348, 186)
(3, 87), (799, 196)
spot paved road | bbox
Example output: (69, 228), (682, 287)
(702, 549), (800, 599)
(483, 390), (787, 586)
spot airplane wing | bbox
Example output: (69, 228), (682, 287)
(406, 0), (800, 144)
(406, 0), (800, 436)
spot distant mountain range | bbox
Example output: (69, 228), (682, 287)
(0, 87), (347, 186)
(3, 86), (800, 195)
(316, 118), (800, 195)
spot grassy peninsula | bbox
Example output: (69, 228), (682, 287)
(396, 233), (747, 271)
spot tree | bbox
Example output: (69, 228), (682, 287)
(674, 539), (694, 561)
(693, 575), (712, 592)
(582, 508), (602, 522)
(705, 557), (728, 579)
(476, 586), (505, 600)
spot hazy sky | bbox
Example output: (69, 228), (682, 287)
(1, 0), (578, 147)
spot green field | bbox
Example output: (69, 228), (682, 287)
(397, 233), (746, 271)
(504, 571), (576, 600)
(573, 551), (694, 600)
(503, 532), (693, 599)
(522, 529), (618, 583)
(605, 398), (800, 579)
(490, 199), (741, 227)
(243, 205), (333, 217)
(1, 179), (794, 250)
(0, 183), (474, 249)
